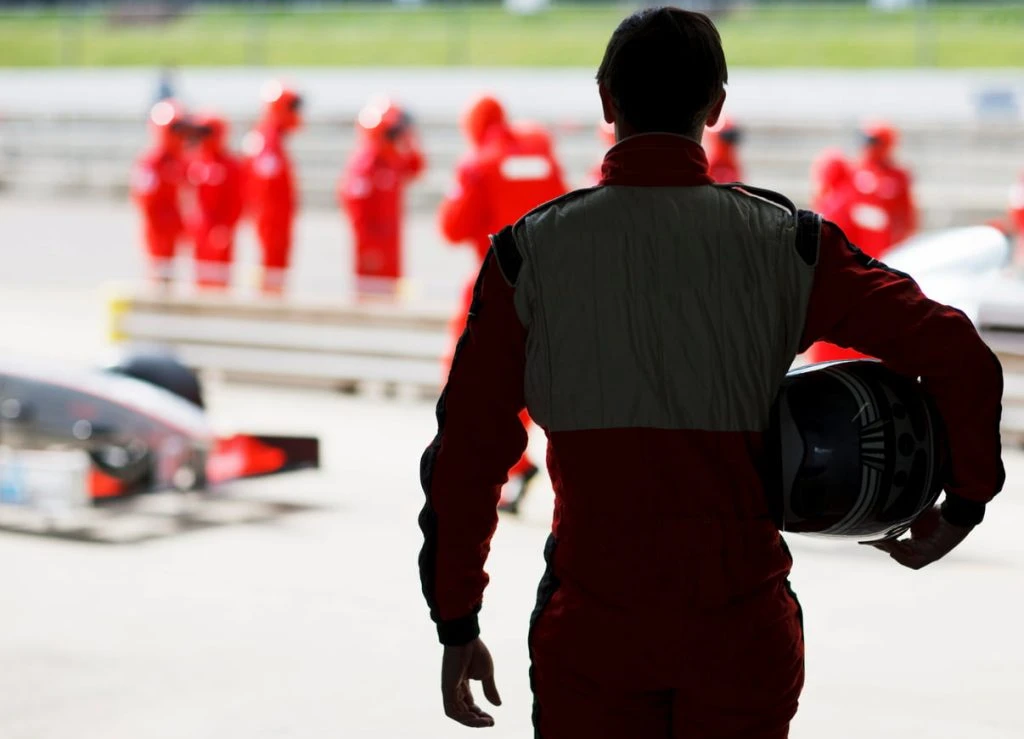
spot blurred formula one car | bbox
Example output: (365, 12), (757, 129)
(0, 351), (319, 501)
(883, 224), (1014, 322)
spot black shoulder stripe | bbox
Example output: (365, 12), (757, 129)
(490, 226), (523, 286)
(795, 209), (821, 267)
(487, 186), (598, 286)
(714, 182), (797, 215)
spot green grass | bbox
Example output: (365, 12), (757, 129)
(0, 4), (1022, 68)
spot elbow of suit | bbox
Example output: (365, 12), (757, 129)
(950, 311), (1003, 391)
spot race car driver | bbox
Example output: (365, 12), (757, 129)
(242, 81), (302, 295)
(187, 112), (244, 290)
(419, 8), (1004, 738)
(338, 96), (425, 298)
(704, 115), (743, 183)
(131, 100), (192, 286)
(849, 120), (918, 252)
(437, 93), (568, 513)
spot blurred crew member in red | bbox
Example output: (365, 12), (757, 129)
(813, 145), (896, 260)
(588, 119), (617, 185)
(1010, 173), (1024, 261)
(131, 100), (191, 286)
(811, 149), (855, 236)
(243, 81), (302, 295)
(420, 9), (1003, 737)
(805, 149), (874, 363)
(438, 93), (568, 514)
(704, 115), (743, 182)
(187, 113), (244, 290)
(339, 96), (425, 298)
(849, 121), (917, 252)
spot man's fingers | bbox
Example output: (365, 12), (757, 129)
(444, 705), (494, 728)
(444, 684), (494, 727)
(885, 545), (929, 570)
(871, 538), (902, 554)
(452, 712), (494, 728)
(885, 538), (949, 569)
(482, 674), (502, 706)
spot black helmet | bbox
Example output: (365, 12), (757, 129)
(765, 360), (946, 542)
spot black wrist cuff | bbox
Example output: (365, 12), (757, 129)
(437, 614), (480, 646)
(941, 494), (986, 528)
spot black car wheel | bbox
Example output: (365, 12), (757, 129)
(88, 439), (153, 484)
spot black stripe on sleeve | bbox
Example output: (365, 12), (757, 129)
(417, 253), (495, 646)
(491, 226), (523, 286)
(528, 534), (561, 738)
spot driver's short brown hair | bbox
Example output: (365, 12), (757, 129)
(596, 7), (728, 137)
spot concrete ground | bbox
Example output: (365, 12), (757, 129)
(0, 195), (1021, 738)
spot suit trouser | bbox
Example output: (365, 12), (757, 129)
(530, 540), (805, 739)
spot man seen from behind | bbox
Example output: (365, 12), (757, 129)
(419, 8), (1003, 737)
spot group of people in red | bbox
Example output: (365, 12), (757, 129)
(130, 84), (932, 510)
(131, 80), (302, 294)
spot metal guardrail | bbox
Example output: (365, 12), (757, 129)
(108, 280), (1024, 436)
(107, 289), (451, 397)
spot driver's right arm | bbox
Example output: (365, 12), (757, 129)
(799, 219), (1005, 526)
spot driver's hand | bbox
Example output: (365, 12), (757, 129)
(870, 505), (974, 570)
(441, 637), (502, 728)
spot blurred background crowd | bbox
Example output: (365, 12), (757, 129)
(1, 1), (1022, 303)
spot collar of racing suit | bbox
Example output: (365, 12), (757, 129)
(599, 132), (714, 187)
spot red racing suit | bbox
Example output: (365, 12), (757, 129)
(1010, 173), (1024, 261)
(243, 124), (297, 292)
(850, 157), (917, 248)
(419, 135), (1004, 739)
(339, 140), (425, 295)
(131, 148), (186, 281)
(440, 123), (567, 262)
(187, 148), (244, 288)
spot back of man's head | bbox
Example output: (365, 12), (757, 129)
(596, 7), (727, 139)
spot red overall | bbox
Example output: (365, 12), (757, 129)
(1010, 172), (1024, 261)
(131, 101), (189, 284)
(339, 99), (425, 297)
(187, 114), (243, 289)
(705, 117), (743, 184)
(242, 82), (302, 294)
(850, 122), (918, 249)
